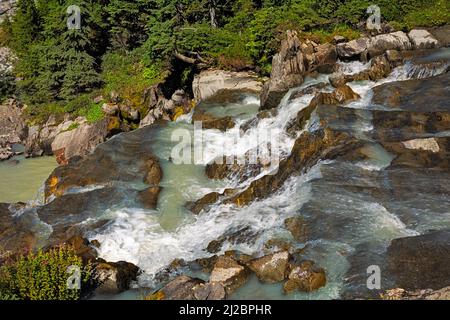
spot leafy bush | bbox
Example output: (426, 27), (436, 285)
(101, 51), (164, 107)
(79, 103), (104, 124)
(402, 0), (450, 28)
(0, 246), (92, 300)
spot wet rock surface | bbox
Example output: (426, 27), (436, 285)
(147, 275), (226, 300)
(192, 109), (235, 131)
(247, 251), (290, 283)
(0, 203), (36, 256)
(387, 230), (450, 290)
(283, 260), (326, 293)
(94, 260), (140, 294)
(210, 255), (249, 294)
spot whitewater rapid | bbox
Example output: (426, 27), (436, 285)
(90, 53), (449, 295)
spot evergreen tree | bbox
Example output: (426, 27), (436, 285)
(11, 0), (41, 56)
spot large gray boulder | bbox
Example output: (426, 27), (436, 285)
(51, 117), (109, 165)
(366, 31), (412, 58)
(192, 70), (263, 103)
(336, 38), (370, 59)
(387, 230), (450, 290)
(260, 30), (306, 110)
(408, 29), (440, 49)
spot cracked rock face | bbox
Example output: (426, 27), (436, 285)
(247, 251), (291, 283)
(210, 255), (249, 294)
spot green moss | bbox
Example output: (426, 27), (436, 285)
(81, 103), (104, 124)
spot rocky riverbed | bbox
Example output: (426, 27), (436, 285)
(1, 26), (450, 300)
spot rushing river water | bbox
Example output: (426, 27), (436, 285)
(4, 48), (450, 300)
(87, 50), (448, 299)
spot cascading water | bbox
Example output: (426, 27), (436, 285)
(88, 48), (450, 299)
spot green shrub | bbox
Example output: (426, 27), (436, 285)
(80, 103), (104, 124)
(402, 0), (450, 28)
(64, 94), (92, 114)
(0, 246), (92, 300)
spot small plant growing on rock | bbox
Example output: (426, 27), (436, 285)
(0, 246), (92, 300)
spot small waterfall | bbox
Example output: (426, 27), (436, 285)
(91, 51), (450, 295)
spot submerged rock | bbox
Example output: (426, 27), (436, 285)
(192, 110), (235, 131)
(284, 216), (308, 242)
(137, 186), (162, 209)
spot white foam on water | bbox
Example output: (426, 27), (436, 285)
(242, 95), (260, 105)
(92, 162), (323, 286)
(364, 202), (419, 238)
(337, 60), (371, 75)
(92, 57), (443, 296)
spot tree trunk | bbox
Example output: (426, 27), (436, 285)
(209, 1), (217, 28)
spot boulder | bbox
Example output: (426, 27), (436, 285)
(51, 118), (109, 165)
(0, 203), (36, 256)
(387, 230), (450, 290)
(192, 110), (235, 131)
(401, 138), (440, 153)
(428, 25), (450, 47)
(94, 261), (140, 294)
(192, 282), (227, 300)
(332, 35), (346, 44)
(283, 260), (326, 293)
(260, 30), (305, 110)
(366, 31), (412, 59)
(146, 275), (227, 300)
(192, 70), (263, 103)
(210, 255), (249, 294)
(102, 103), (119, 116)
(65, 235), (98, 262)
(336, 38), (369, 59)
(408, 29), (440, 49)
(329, 72), (347, 88)
(247, 251), (290, 283)
(137, 186), (162, 209)
(313, 43), (337, 73)
(0, 99), (26, 160)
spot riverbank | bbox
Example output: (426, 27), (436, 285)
(1, 21), (450, 300)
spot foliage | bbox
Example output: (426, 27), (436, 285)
(3, 0), (448, 118)
(0, 246), (92, 300)
(79, 102), (104, 124)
